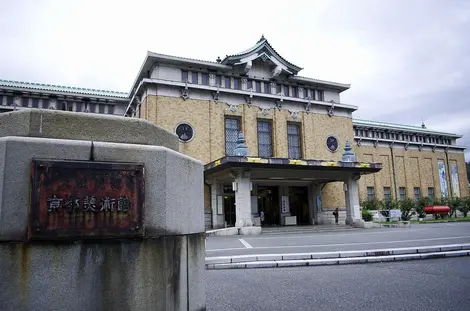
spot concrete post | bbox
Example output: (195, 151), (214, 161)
(234, 170), (253, 227)
(210, 182), (224, 229)
(344, 175), (363, 227)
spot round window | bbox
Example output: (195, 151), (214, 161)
(175, 123), (194, 142)
(326, 136), (339, 152)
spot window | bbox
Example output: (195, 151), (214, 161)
(255, 81), (261, 93)
(247, 80), (253, 90)
(0, 95), (3, 105)
(283, 85), (289, 96)
(201, 73), (209, 85)
(304, 88), (310, 99)
(191, 72), (198, 84)
(414, 187), (421, 200)
(257, 120), (273, 157)
(317, 90), (324, 101)
(287, 123), (302, 159)
(225, 118), (240, 156)
(233, 78), (241, 90)
(263, 82), (270, 94)
(224, 77), (231, 88)
(6, 96), (13, 106)
(181, 70), (188, 82)
(216, 75), (222, 86)
(292, 87), (298, 98)
(384, 187), (391, 202)
(75, 102), (82, 112)
(367, 187), (375, 201)
(427, 187), (434, 201)
(32, 98), (39, 108)
(99, 104), (105, 114)
(399, 187), (406, 201)
(276, 84), (281, 94)
(89, 103), (96, 113)
(22, 97), (29, 107)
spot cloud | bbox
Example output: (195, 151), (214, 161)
(0, 0), (468, 159)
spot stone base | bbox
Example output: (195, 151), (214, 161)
(239, 226), (262, 235)
(352, 219), (365, 228)
(0, 234), (206, 311)
(317, 209), (346, 225)
(206, 227), (239, 236)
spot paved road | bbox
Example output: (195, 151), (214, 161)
(206, 257), (470, 311)
(206, 222), (470, 257)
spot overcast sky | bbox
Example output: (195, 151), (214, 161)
(1, 0), (469, 158)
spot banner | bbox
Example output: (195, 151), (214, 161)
(437, 160), (448, 198)
(450, 163), (460, 198)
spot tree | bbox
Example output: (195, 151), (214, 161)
(399, 198), (416, 221)
(458, 197), (470, 217)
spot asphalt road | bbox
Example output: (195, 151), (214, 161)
(206, 257), (470, 311)
(206, 222), (470, 257)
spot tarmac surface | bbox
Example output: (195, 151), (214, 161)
(206, 257), (470, 311)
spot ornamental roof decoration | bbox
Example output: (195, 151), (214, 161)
(0, 79), (128, 99)
(221, 35), (303, 76)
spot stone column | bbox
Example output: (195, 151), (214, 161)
(344, 175), (363, 227)
(210, 182), (224, 229)
(234, 170), (253, 227)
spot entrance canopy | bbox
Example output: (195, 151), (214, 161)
(204, 156), (382, 184)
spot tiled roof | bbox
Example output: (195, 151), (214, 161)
(147, 51), (224, 66)
(0, 79), (128, 98)
(222, 36), (303, 72)
(353, 119), (460, 136)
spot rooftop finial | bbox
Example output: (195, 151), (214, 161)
(257, 34), (266, 43)
(421, 117), (426, 129)
(234, 131), (249, 156)
(216, 56), (221, 63)
(342, 140), (356, 162)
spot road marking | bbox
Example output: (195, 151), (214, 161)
(205, 235), (470, 252)
(243, 228), (430, 240)
(238, 239), (253, 248)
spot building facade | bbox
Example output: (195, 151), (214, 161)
(1, 36), (467, 229)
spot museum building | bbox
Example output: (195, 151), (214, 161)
(1, 36), (467, 229)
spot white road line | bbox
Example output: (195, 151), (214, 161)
(239, 239), (253, 249)
(244, 228), (430, 240)
(205, 235), (470, 252)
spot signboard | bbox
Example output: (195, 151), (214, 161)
(437, 160), (448, 198)
(281, 196), (290, 214)
(29, 160), (144, 240)
(450, 163), (460, 198)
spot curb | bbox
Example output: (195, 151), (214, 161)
(205, 243), (470, 270)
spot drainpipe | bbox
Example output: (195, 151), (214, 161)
(390, 142), (398, 222)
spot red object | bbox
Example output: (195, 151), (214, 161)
(424, 206), (450, 215)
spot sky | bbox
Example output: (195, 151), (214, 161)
(1, 0), (469, 158)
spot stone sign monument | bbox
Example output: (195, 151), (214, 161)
(0, 109), (206, 311)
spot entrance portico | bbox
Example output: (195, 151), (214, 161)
(204, 142), (382, 230)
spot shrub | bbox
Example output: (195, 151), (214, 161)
(458, 197), (470, 217)
(448, 197), (462, 218)
(415, 197), (431, 219)
(399, 198), (416, 221)
(361, 198), (384, 211)
(362, 209), (373, 222)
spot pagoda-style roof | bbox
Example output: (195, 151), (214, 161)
(221, 35), (303, 76)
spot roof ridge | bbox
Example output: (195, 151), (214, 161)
(0, 79), (128, 96)
(148, 51), (222, 65)
(353, 118), (459, 136)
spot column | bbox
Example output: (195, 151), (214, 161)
(344, 175), (363, 227)
(234, 170), (253, 227)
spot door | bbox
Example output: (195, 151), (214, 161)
(257, 186), (280, 226)
(289, 186), (310, 225)
(223, 195), (236, 227)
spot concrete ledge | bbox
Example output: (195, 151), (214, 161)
(205, 228), (239, 236)
(205, 243), (470, 266)
(0, 109), (178, 150)
(206, 251), (470, 269)
(239, 226), (262, 235)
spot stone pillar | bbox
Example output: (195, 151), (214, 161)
(210, 182), (224, 229)
(344, 175), (363, 227)
(234, 170), (253, 227)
